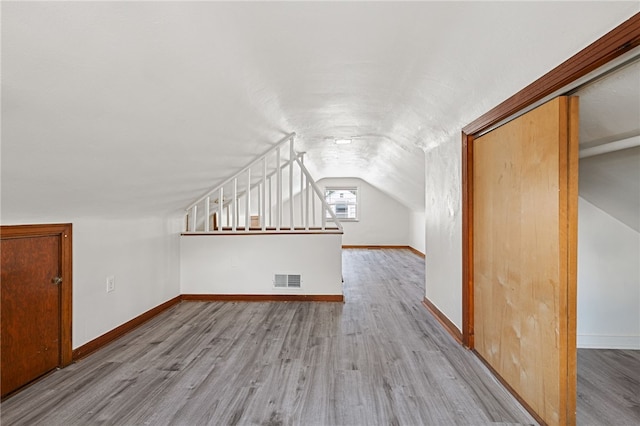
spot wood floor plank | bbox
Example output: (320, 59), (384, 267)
(577, 348), (640, 425)
(2, 249), (542, 425)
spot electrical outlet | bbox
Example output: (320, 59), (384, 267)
(106, 276), (115, 293)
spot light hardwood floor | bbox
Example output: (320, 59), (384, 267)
(2, 249), (538, 425)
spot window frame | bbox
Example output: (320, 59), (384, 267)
(324, 186), (359, 222)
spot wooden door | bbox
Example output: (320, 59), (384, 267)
(1, 234), (62, 397)
(473, 96), (578, 425)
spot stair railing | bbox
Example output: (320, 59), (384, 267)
(184, 133), (342, 233)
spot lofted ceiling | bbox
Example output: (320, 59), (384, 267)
(2, 1), (638, 220)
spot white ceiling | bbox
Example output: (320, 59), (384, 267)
(2, 2), (638, 220)
(578, 59), (640, 148)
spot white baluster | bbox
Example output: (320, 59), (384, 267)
(191, 205), (197, 232)
(276, 147), (281, 230)
(218, 187), (224, 231)
(305, 176), (310, 231)
(312, 188), (316, 227)
(268, 176), (272, 228)
(289, 137), (294, 230)
(322, 205), (326, 230)
(300, 156), (304, 225)
(245, 168), (251, 230)
(204, 196), (210, 232)
(232, 178), (237, 232)
(262, 157), (267, 231)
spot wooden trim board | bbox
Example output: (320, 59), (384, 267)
(181, 294), (344, 303)
(422, 298), (463, 345)
(407, 246), (426, 258)
(1, 223), (73, 367)
(72, 296), (181, 360)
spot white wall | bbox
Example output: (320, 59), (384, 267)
(181, 233), (343, 295)
(424, 137), (463, 330)
(316, 177), (411, 246)
(1, 215), (183, 349)
(577, 197), (640, 349)
(409, 210), (426, 255)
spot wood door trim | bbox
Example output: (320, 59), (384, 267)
(461, 132), (474, 348)
(0, 223), (73, 367)
(461, 12), (640, 348)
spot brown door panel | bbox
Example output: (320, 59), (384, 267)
(1, 235), (61, 397)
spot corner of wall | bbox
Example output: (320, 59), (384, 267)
(409, 210), (426, 255)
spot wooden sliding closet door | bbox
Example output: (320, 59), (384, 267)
(473, 96), (578, 426)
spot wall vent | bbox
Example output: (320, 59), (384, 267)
(274, 274), (302, 288)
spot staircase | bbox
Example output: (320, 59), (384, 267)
(184, 133), (343, 234)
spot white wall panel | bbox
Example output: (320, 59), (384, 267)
(180, 233), (343, 296)
(424, 137), (463, 330)
(577, 197), (640, 349)
(409, 210), (426, 255)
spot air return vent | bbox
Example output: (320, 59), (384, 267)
(274, 274), (301, 288)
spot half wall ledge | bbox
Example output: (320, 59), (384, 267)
(180, 232), (344, 298)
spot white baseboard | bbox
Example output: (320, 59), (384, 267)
(577, 334), (640, 349)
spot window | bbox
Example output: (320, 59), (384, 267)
(325, 187), (358, 221)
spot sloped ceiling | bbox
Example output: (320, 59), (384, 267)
(579, 147), (640, 231)
(577, 60), (640, 231)
(2, 2), (638, 220)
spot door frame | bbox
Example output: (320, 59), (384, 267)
(461, 12), (640, 348)
(1, 223), (73, 367)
